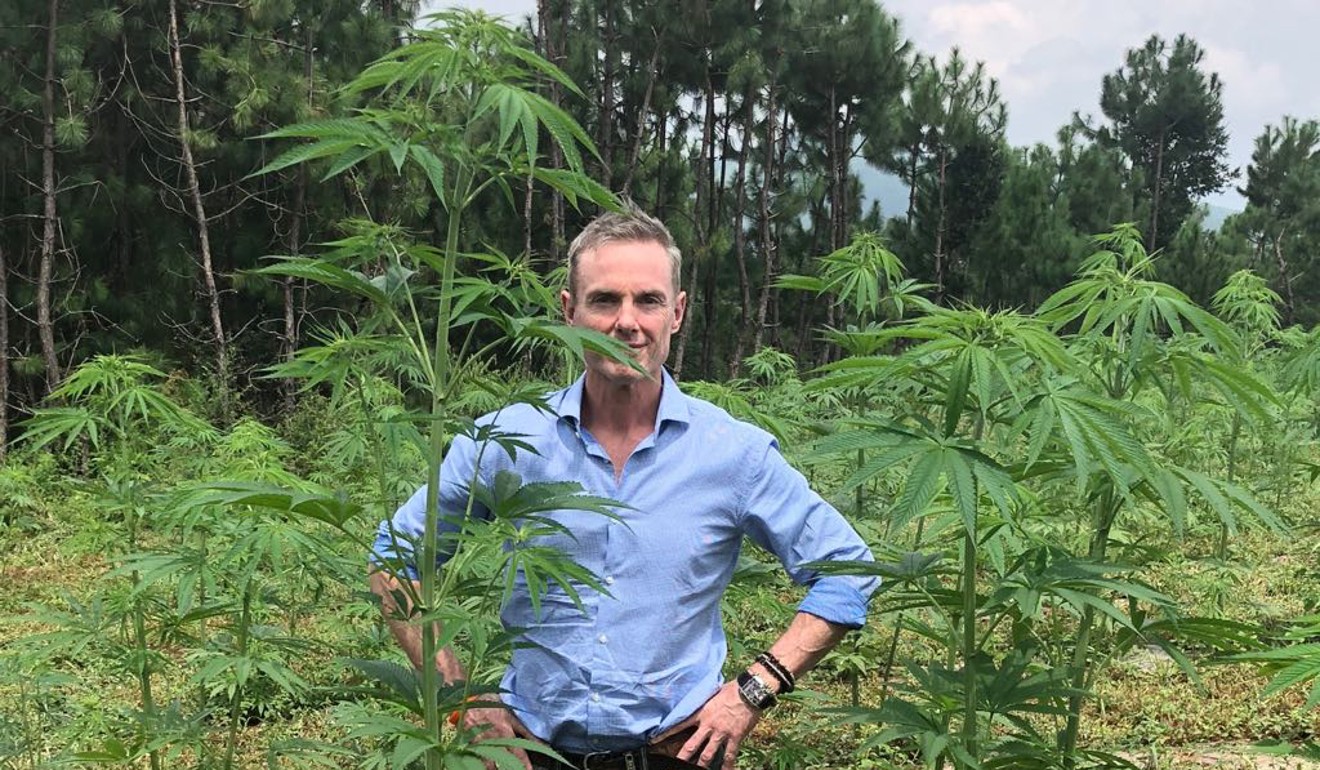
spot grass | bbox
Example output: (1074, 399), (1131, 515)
(3, 454), (1319, 770)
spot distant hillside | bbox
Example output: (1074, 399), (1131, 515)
(1202, 203), (1240, 231)
(856, 160), (1244, 235)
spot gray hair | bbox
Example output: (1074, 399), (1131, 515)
(566, 207), (683, 297)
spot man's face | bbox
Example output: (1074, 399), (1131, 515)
(562, 239), (686, 384)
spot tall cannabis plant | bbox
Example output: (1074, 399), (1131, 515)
(250, 11), (638, 769)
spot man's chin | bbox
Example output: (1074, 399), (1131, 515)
(590, 358), (657, 383)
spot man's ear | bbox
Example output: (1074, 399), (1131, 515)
(672, 290), (687, 332)
(561, 289), (575, 324)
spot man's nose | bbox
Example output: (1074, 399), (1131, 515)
(614, 299), (639, 332)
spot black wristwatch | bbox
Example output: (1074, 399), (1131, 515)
(736, 670), (777, 711)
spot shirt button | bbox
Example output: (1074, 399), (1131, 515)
(590, 692), (601, 702)
(604, 576), (615, 585)
(598, 634), (608, 644)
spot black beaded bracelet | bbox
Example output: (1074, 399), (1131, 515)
(756, 651), (796, 694)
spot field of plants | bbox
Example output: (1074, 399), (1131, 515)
(4, 214), (1320, 769)
(3, 6), (1320, 770)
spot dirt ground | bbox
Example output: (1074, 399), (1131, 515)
(1118, 747), (1320, 769)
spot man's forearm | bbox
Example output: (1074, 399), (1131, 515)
(750, 611), (852, 691)
(368, 569), (467, 682)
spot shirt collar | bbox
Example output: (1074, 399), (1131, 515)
(557, 368), (691, 431)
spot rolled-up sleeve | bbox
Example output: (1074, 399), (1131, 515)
(738, 440), (878, 628)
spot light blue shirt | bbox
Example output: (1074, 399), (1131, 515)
(372, 371), (877, 753)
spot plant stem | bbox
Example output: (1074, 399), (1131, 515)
(878, 516), (927, 706)
(132, 598), (161, 770)
(419, 169), (473, 770)
(18, 674), (35, 770)
(223, 587), (253, 770)
(1218, 411), (1242, 561)
(959, 526), (978, 766)
(127, 506), (162, 770)
(1059, 487), (1117, 765)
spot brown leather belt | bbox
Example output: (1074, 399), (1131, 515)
(536, 750), (705, 770)
(537, 728), (715, 770)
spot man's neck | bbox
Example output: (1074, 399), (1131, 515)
(580, 372), (663, 438)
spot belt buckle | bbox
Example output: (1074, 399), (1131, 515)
(580, 749), (647, 770)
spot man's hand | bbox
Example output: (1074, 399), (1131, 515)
(460, 705), (543, 770)
(652, 680), (760, 770)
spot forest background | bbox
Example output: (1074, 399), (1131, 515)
(4, 0), (1320, 420)
(3, 1), (1320, 769)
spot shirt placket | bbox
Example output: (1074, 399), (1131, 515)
(575, 425), (625, 741)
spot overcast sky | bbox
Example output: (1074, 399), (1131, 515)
(436, 0), (1319, 210)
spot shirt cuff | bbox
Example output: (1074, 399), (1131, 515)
(796, 575), (876, 629)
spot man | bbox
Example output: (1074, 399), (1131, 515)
(371, 209), (877, 770)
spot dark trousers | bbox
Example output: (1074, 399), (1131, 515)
(531, 730), (723, 770)
(531, 751), (711, 770)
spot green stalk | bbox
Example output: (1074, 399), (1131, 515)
(131, 599), (161, 770)
(1217, 411), (1242, 561)
(1059, 487), (1117, 765)
(419, 169), (473, 770)
(18, 674), (35, 770)
(194, 535), (213, 770)
(877, 516), (926, 706)
(959, 522), (978, 766)
(955, 413), (993, 767)
(126, 507), (162, 770)
(222, 587), (253, 770)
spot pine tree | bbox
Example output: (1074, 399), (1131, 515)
(1236, 117), (1320, 324)
(1088, 34), (1231, 253)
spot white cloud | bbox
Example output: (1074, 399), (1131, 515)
(888, 0), (1320, 207)
(925, 1), (1039, 75)
(1201, 42), (1287, 111)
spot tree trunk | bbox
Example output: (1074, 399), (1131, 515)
(674, 55), (716, 381)
(113, 110), (133, 294)
(1274, 233), (1294, 327)
(538, 0), (566, 255)
(906, 141), (920, 224)
(1147, 129), (1165, 252)
(700, 241), (718, 378)
(727, 85), (754, 378)
(282, 27), (313, 414)
(282, 170), (304, 412)
(654, 105), (668, 217)
(768, 105), (792, 352)
(1, 242), (9, 461)
(820, 92), (850, 368)
(38, 0), (62, 394)
(933, 142), (949, 306)
(620, 33), (662, 199)
(751, 76), (780, 357)
(796, 204), (824, 364)
(598, 0), (616, 187)
(168, 0), (229, 409)
(828, 86), (841, 251)
(701, 103), (733, 377)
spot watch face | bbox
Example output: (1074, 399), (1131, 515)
(737, 671), (776, 710)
